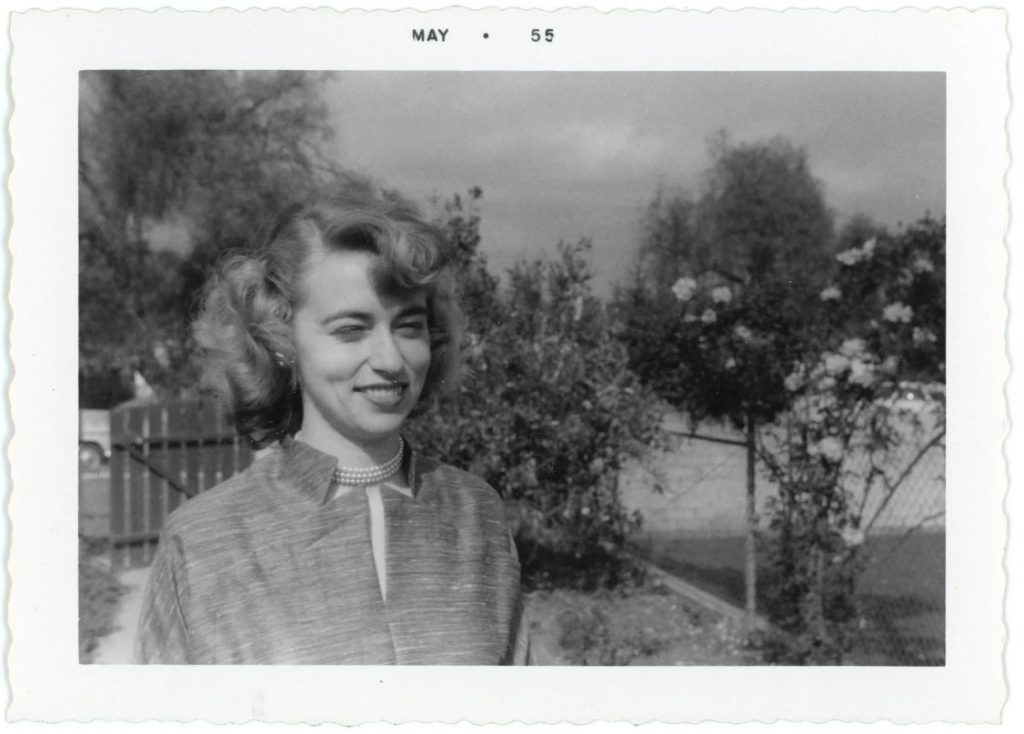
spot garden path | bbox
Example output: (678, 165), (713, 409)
(93, 567), (149, 664)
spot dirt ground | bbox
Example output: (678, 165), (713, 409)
(91, 567), (149, 664)
(525, 580), (761, 666)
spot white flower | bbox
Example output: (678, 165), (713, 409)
(725, 357), (738, 370)
(820, 285), (842, 301)
(711, 286), (732, 304)
(811, 436), (844, 463)
(849, 359), (876, 387)
(836, 248), (863, 266)
(701, 308), (717, 324)
(733, 325), (754, 343)
(883, 302), (914, 323)
(672, 277), (698, 303)
(836, 237), (877, 266)
(840, 338), (867, 357)
(580, 506), (591, 517)
(784, 371), (804, 392)
(841, 526), (865, 547)
(881, 355), (900, 374)
(818, 375), (837, 391)
(913, 326), (937, 345)
(823, 352), (851, 375)
(911, 256), (935, 274)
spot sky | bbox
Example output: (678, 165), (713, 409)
(326, 72), (944, 296)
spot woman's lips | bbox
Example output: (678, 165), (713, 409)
(356, 384), (407, 407)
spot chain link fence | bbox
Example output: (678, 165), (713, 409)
(848, 442), (945, 665)
(620, 413), (945, 665)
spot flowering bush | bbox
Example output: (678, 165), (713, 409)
(619, 215), (945, 662)
(755, 218), (945, 662)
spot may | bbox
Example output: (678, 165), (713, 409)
(412, 28), (448, 42)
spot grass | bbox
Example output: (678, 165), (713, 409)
(78, 536), (127, 663)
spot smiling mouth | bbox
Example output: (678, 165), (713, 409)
(355, 383), (408, 405)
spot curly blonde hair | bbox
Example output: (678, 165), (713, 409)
(192, 177), (463, 448)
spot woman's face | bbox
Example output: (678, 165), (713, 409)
(291, 247), (431, 448)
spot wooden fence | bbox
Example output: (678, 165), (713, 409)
(109, 400), (254, 568)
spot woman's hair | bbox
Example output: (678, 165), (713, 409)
(192, 176), (463, 448)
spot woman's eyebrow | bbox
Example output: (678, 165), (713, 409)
(396, 305), (428, 319)
(320, 305), (426, 325)
(321, 309), (372, 325)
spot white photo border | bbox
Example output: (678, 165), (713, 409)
(7, 5), (1010, 724)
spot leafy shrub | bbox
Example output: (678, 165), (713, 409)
(407, 191), (663, 579)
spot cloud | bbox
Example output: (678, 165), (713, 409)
(324, 71), (944, 294)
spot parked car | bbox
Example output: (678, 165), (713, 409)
(79, 409), (111, 470)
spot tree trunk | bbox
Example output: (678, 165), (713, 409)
(745, 414), (757, 628)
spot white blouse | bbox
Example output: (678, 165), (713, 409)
(330, 480), (413, 602)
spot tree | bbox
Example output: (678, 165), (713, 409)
(627, 187), (701, 299)
(79, 71), (343, 405)
(617, 134), (836, 624)
(696, 132), (835, 281)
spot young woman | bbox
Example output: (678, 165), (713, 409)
(134, 179), (528, 664)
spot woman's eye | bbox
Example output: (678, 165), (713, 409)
(332, 325), (366, 339)
(396, 320), (427, 335)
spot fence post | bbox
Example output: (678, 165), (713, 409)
(744, 413), (758, 628)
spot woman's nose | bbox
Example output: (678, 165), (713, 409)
(367, 329), (404, 375)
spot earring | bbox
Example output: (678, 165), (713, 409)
(273, 351), (292, 368)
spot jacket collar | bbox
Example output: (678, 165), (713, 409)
(279, 435), (421, 505)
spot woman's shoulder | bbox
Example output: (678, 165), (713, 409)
(417, 455), (493, 490)
(415, 455), (504, 507)
(160, 451), (283, 539)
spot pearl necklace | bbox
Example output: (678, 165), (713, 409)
(332, 439), (404, 486)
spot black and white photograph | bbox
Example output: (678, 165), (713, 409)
(76, 69), (947, 668)
(7, 5), (1011, 724)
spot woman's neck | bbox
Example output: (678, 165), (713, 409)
(295, 423), (402, 469)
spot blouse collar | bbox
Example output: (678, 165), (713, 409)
(279, 436), (421, 505)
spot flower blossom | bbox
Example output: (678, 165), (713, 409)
(711, 286), (732, 304)
(810, 436), (844, 463)
(840, 338), (867, 357)
(701, 308), (717, 324)
(836, 237), (877, 266)
(820, 285), (842, 301)
(733, 325), (754, 343)
(823, 352), (851, 375)
(911, 256), (935, 274)
(848, 359), (876, 387)
(841, 526), (865, 547)
(725, 357), (738, 370)
(784, 371), (805, 392)
(913, 326), (937, 345)
(883, 302), (914, 323)
(836, 249), (862, 266)
(672, 277), (698, 302)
